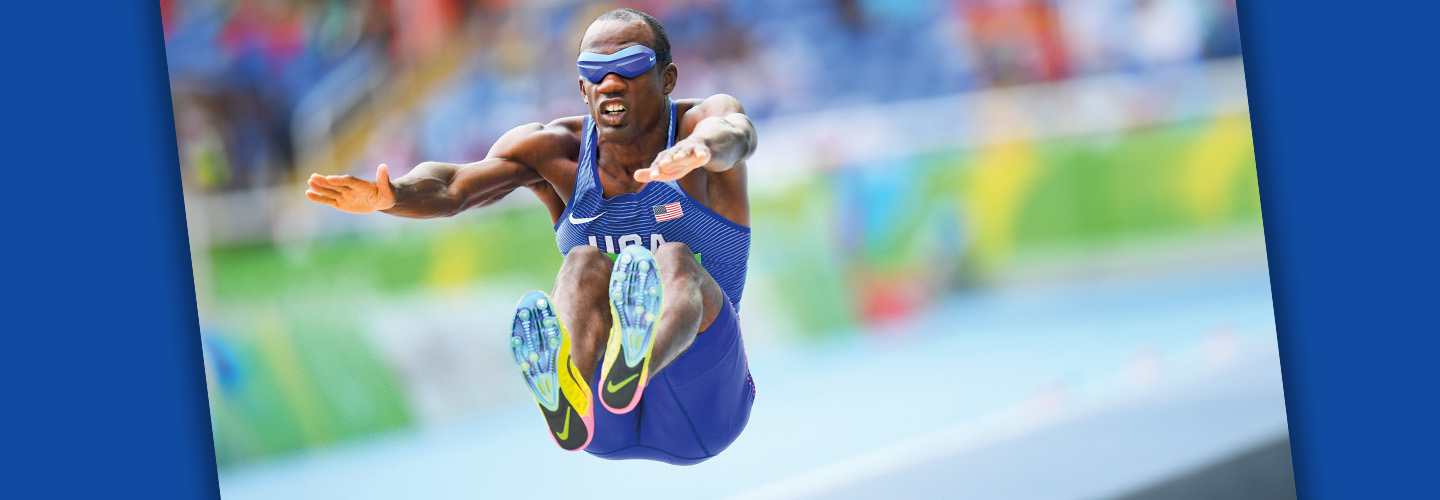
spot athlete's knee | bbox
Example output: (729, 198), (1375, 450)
(655, 242), (722, 308)
(654, 242), (698, 274)
(560, 245), (611, 279)
(554, 247), (613, 309)
(565, 244), (607, 264)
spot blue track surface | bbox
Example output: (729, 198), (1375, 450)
(219, 262), (1285, 499)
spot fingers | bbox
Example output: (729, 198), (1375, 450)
(646, 143), (712, 182)
(376, 164), (394, 200)
(683, 145), (711, 166)
(307, 167), (394, 213)
(634, 167), (653, 183)
(310, 173), (355, 190)
(325, 174), (370, 190)
(307, 174), (343, 198)
(306, 174), (342, 206)
(305, 189), (339, 207)
(309, 173), (340, 190)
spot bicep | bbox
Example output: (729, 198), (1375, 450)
(446, 122), (564, 210)
(447, 157), (543, 211)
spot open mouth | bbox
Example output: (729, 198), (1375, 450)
(599, 102), (627, 124)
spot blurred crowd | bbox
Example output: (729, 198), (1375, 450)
(170, 1), (1258, 467)
(163, 0), (1241, 192)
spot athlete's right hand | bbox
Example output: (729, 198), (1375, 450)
(306, 164), (397, 214)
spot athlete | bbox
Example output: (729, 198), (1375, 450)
(305, 8), (757, 465)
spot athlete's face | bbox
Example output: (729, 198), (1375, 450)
(578, 20), (676, 143)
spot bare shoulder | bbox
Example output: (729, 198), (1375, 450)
(679, 94), (744, 116)
(676, 94), (747, 137)
(485, 116), (586, 166)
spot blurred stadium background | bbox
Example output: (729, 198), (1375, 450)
(162, 0), (1290, 498)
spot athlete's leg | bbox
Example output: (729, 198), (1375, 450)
(647, 242), (725, 376)
(591, 243), (754, 462)
(550, 245), (614, 382)
(599, 242), (725, 413)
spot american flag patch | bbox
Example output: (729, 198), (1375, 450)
(653, 202), (684, 222)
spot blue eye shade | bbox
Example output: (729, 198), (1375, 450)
(578, 45), (662, 83)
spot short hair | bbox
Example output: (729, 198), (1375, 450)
(587, 8), (672, 68)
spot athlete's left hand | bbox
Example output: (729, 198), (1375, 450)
(637, 141), (711, 183)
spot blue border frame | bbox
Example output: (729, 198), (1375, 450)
(6, 2), (1436, 497)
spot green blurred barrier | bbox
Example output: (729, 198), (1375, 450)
(201, 113), (1260, 467)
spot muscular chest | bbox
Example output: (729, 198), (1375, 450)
(594, 167), (709, 205)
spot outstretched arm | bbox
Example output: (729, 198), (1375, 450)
(381, 155), (540, 218)
(306, 163), (398, 214)
(306, 122), (561, 218)
(637, 94), (757, 183)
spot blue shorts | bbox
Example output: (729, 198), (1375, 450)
(584, 296), (755, 465)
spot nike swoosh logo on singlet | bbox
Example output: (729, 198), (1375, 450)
(568, 212), (605, 224)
